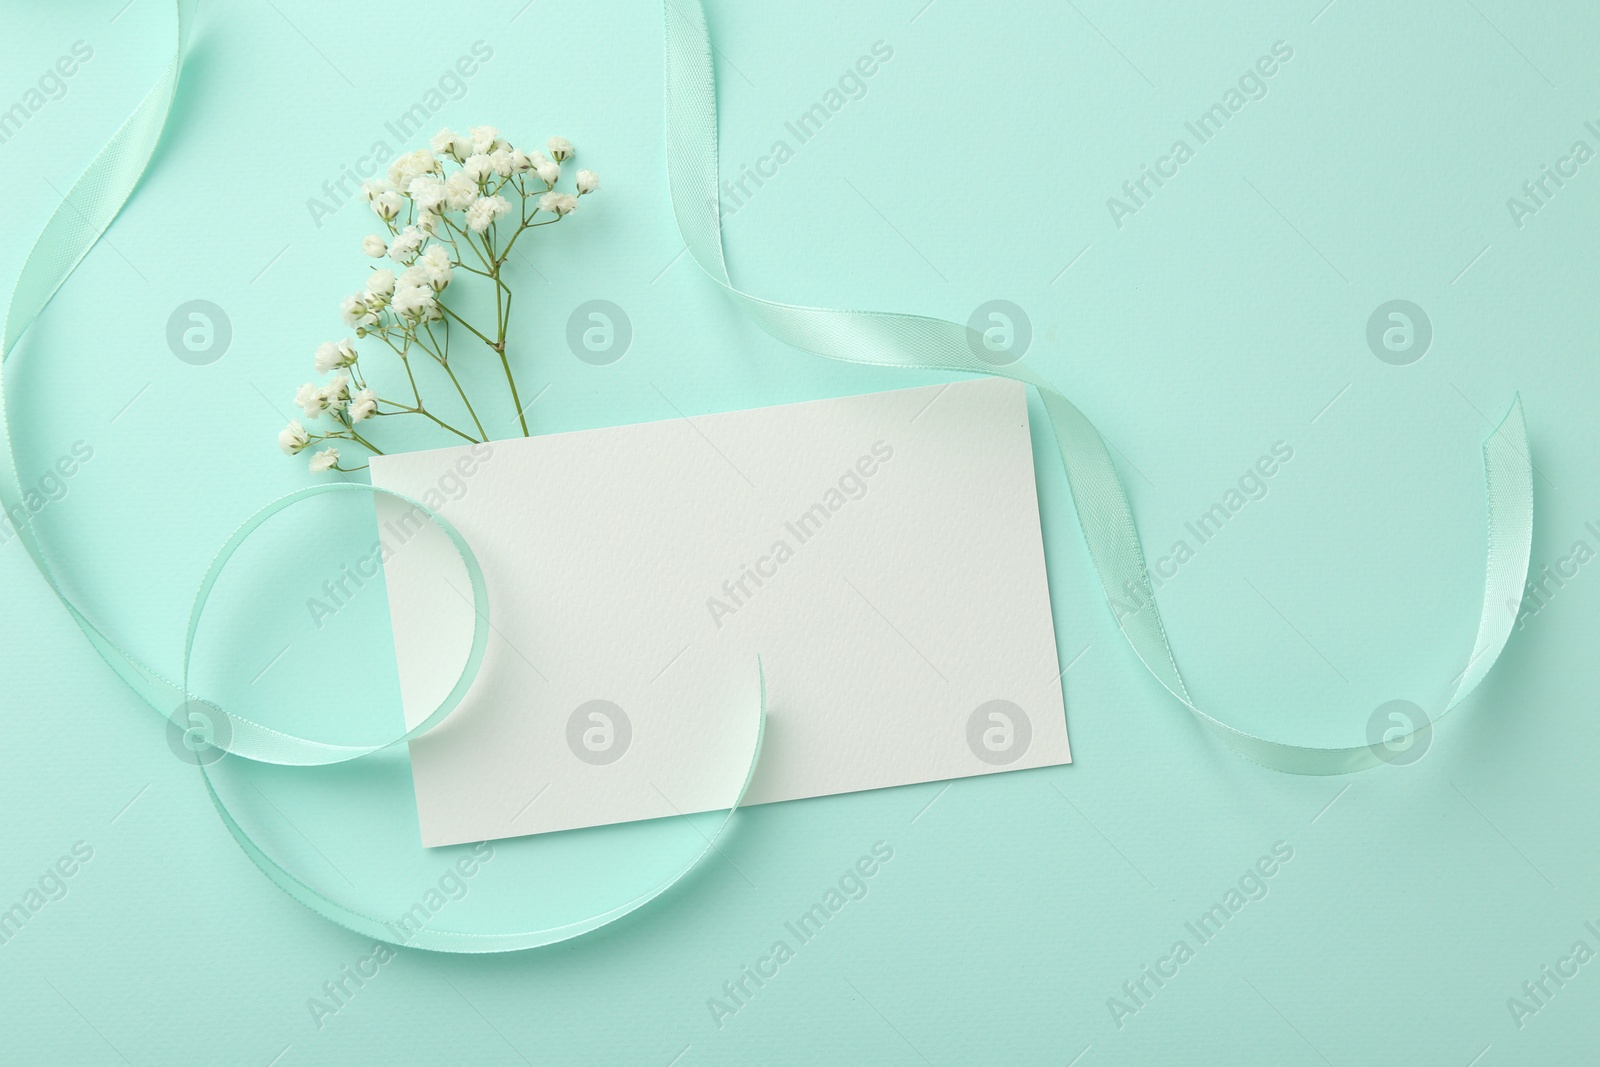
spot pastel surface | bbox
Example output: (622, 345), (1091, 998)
(1, 1), (1597, 1064)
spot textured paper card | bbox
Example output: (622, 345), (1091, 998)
(370, 377), (1069, 846)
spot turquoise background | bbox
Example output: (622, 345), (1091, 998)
(2, 0), (1598, 1062)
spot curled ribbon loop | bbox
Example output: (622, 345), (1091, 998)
(0, 2), (1539, 958)
(661, 0), (1534, 773)
(2, 1), (764, 951)
(181, 482), (494, 766)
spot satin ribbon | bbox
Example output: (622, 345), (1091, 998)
(1, 2), (765, 952)
(0, 0), (1537, 950)
(661, 0), (1533, 773)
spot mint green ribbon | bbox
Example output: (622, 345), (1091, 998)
(1, 2), (765, 952)
(0, 0), (1536, 951)
(661, 0), (1533, 774)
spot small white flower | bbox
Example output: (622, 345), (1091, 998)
(466, 193), (512, 232)
(365, 268), (396, 300)
(534, 156), (559, 184)
(391, 284), (437, 321)
(371, 190), (404, 220)
(295, 382), (328, 419)
(387, 226), (425, 265)
(444, 170), (479, 211)
(509, 149), (534, 174)
(278, 420), (311, 455)
(309, 447), (340, 473)
(314, 338), (358, 373)
(362, 234), (387, 257)
(419, 244), (453, 290)
(489, 148), (514, 177)
(387, 148), (439, 188)
(470, 125), (500, 155)
(348, 388), (378, 423)
(430, 127), (466, 161)
(339, 293), (378, 329)
(575, 169), (599, 195)
(359, 179), (394, 202)
(321, 375), (351, 413)
(538, 191), (578, 216)
(547, 135), (573, 162)
(407, 175), (447, 213)
(462, 153), (494, 185)
(416, 210), (442, 236)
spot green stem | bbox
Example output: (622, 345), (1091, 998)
(499, 214), (562, 263)
(441, 362), (488, 440)
(437, 303), (497, 348)
(345, 428), (386, 454)
(410, 408), (479, 443)
(494, 282), (528, 436)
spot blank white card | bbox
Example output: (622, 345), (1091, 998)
(370, 377), (1070, 846)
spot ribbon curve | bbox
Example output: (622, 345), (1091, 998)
(0, 0), (1539, 951)
(1, 2), (765, 952)
(661, 0), (1534, 774)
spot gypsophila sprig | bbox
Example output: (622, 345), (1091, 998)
(280, 125), (599, 473)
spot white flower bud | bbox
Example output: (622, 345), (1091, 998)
(430, 127), (464, 161)
(576, 169), (599, 195)
(462, 153), (494, 185)
(278, 420), (311, 455)
(444, 170), (478, 211)
(362, 234), (387, 257)
(466, 194), (512, 233)
(470, 125), (501, 155)
(321, 375), (351, 414)
(408, 175), (447, 213)
(420, 245), (453, 291)
(348, 388), (378, 423)
(365, 269), (396, 302)
(387, 226), (424, 265)
(314, 338), (358, 373)
(547, 135), (573, 162)
(371, 191), (403, 220)
(295, 382), (328, 420)
(538, 191), (578, 216)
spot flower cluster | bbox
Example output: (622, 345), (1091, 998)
(279, 126), (599, 472)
